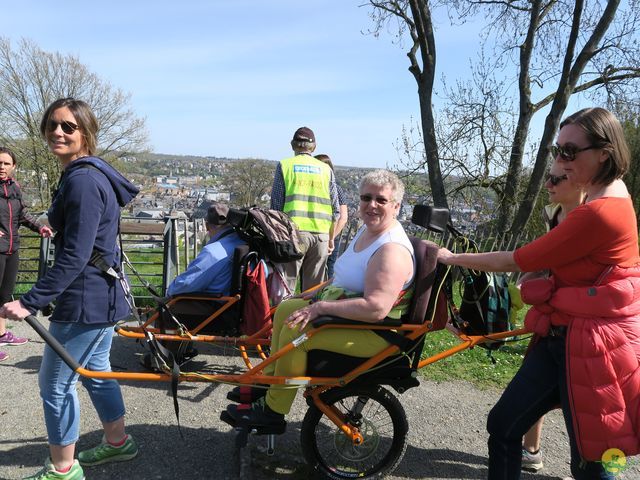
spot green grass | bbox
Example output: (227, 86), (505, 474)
(418, 330), (531, 389)
(418, 281), (533, 390)
(15, 245), (166, 304)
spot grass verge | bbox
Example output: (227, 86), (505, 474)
(419, 280), (532, 390)
(419, 329), (532, 389)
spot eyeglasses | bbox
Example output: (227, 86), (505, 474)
(47, 120), (80, 135)
(549, 143), (598, 162)
(359, 194), (392, 205)
(545, 173), (568, 186)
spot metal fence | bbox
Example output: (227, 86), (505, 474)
(15, 216), (205, 306)
(14, 213), (537, 306)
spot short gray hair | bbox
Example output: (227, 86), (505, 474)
(360, 169), (405, 204)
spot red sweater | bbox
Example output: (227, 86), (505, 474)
(514, 197), (639, 286)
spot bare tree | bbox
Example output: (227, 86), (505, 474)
(0, 38), (148, 205)
(368, 0), (448, 208)
(438, 54), (516, 203)
(614, 102), (640, 225)
(469, 0), (640, 234)
(368, 0), (640, 233)
(219, 159), (275, 208)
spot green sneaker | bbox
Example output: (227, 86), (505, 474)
(23, 458), (84, 480)
(78, 434), (138, 467)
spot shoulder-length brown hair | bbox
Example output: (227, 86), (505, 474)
(39, 98), (99, 156)
(559, 107), (630, 186)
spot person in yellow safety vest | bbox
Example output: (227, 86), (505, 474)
(270, 126), (340, 293)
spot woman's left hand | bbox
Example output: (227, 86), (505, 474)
(287, 302), (323, 330)
(0, 299), (31, 321)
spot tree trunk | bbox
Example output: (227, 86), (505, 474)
(409, 0), (448, 208)
(495, 0), (541, 233)
(510, 0), (621, 235)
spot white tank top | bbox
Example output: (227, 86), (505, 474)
(332, 222), (415, 294)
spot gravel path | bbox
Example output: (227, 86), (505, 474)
(1, 319), (638, 480)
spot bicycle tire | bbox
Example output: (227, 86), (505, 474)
(300, 385), (408, 479)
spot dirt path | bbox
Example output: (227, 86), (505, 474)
(1, 319), (638, 479)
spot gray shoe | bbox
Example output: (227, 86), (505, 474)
(521, 448), (543, 471)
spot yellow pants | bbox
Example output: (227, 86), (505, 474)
(265, 298), (390, 414)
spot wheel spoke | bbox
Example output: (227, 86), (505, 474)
(301, 386), (408, 479)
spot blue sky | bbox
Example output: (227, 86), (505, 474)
(4, 1), (483, 168)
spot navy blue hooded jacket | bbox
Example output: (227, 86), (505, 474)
(21, 157), (139, 324)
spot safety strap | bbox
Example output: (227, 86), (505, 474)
(89, 249), (120, 278)
(461, 270), (488, 326)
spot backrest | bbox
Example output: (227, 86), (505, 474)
(406, 236), (449, 330)
(229, 244), (251, 296)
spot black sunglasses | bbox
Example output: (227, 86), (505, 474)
(545, 173), (568, 186)
(359, 194), (391, 205)
(47, 120), (80, 135)
(549, 143), (598, 162)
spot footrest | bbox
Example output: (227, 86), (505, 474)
(220, 411), (287, 435)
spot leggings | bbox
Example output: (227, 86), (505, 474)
(0, 251), (19, 305)
(265, 298), (389, 414)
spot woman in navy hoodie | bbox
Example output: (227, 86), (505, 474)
(1, 98), (140, 480)
(0, 146), (53, 362)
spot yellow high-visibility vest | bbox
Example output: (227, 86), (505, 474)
(281, 155), (333, 233)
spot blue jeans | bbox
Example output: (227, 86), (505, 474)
(487, 336), (613, 480)
(39, 322), (126, 446)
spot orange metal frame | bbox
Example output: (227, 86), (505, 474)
(116, 294), (277, 368)
(70, 316), (529, 445)
(116, 282), (330, 368)
(29, 272), (527, 449)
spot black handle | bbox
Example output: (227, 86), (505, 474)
(25, 315), (81, 371)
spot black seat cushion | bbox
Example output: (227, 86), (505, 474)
(307, 350), (412, 379)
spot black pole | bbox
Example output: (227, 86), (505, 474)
(24, 315), (81, 371)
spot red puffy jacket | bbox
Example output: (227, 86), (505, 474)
(522, 265), (640, 461)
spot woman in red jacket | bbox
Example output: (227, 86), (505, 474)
(0, 147), (52, 362)
(520, 161), (585, 472)
(438, 108), (640, 480)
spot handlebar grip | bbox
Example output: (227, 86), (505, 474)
(25, 315), (81, 371)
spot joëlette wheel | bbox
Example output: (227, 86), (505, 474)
(300, 385), (408, 479)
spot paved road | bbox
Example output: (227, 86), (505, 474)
(1, 318), (638, 479)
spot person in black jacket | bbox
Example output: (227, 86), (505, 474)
(0, 147), (52, 362)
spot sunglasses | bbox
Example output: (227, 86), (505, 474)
(549, 143), (598, 162)
(359, 194), (392, 205)
(545, 173), (568, 186)
(47, 120), (80, 135)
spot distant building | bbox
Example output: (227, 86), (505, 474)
(135, 209), (165, 220)
(189, 187), (230, 202)
(204, 191), (229, 201)
(180, 175), (200, 185)
(156, 176), (179, 188)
